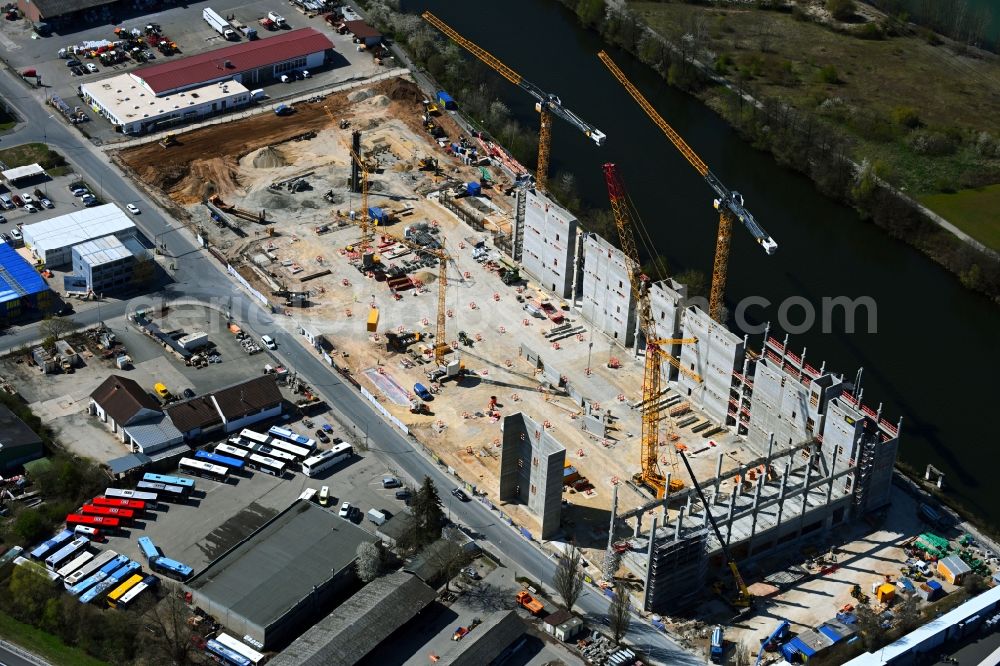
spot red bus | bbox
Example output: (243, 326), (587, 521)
(81, 505), (135, 521)
(66, 514), (120, 530)
(91, 497), (146, 512)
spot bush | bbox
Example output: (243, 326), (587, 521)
(854, 22), (884, 39)
(827, 0), (856, 21)
(817, 65), (841, 84)
(909, 130), (958, 156)
(890, 106), (921, 129)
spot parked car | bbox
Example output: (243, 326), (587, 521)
(0, 194), (12, 209)
(40, 198), (53, 209)
(338, 501), (352, 519)
(71, 187), (89, 197)
(23, 204), (37, 213)
(84, 198), (99, 207)
(20, 193), (33, 204)
(319, 485), (330, 506)
(413, 383), (432, 401)
(462, 566), (480, 580)
(381, 476), (401, 489)
(182, 388), (195, 399)
(85, 63), (98, 73)
(315, 429), (330, 444)
(0, 233), (9, 243)
(70, 66), (84, 77)
(57, 303), (74, 316)
(126, 203), (140, 214)
(65, 59), (81, 67)
(395, 489), (411, 501)
(10, 229), (21, 242)
(0, 214), (6, 224)
(260, 334), (276, 350)
(11, 194), (23, 206)
(451, 488), (469, 502)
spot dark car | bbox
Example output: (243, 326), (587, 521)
(57, 304), (74, 316)
(70, 67), (84, 76)
(0, 214), (5, 224)
(451, 488), (469, 502)
(182, 388), (196, 399)
(315, 429), (330, 444)
(66, 59), (81, 67)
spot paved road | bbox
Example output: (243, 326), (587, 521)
(0, 642), (46, 666)
(0, 67), (699, 665)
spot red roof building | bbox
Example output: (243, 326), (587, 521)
(134, 27), (334, 95)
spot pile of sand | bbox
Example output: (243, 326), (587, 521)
(382, 77), (423, 103)
(252, 146), (288, 169)
(347, 88), (373, 103)
(368, 95), (391, 108)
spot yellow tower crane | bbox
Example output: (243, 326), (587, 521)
(604, 162), (701, 498)
(422, 11), (606, 192)
(597, 51), (777, 323)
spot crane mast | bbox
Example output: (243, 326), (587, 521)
(597, 50), (776, 323)
(422, 11), (606, 192)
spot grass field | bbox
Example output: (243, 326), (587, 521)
(0, 611), (107, 666)
(921, 184), (1000, 251)
(0, 143), (59, 169)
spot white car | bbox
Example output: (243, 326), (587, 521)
(338, 501), (352, 519)
(23, 204), (37, 213)
(20, 193), (33, 204)
(11, 229), (22, 241)
(261, 334), (276, 350)
(85, 63), (98, 73)
(126, 203), (140, 214)
(40, 198), (53, 209)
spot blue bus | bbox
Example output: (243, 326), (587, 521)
(45, 536), (90, 572)
(136, 480), (187, 501)
(194, 449), (245, 471)
(205, 638), (252, 666)
(30, 529), (73, 560)
(142, 473), (195, 492)
(68, 555), (129, 596)
(80, 561), (141, 604)
(151, 557), (193, 581)
(267, 426), (316, 457)
(137, 536), (159, 561)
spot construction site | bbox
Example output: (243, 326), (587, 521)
(109, 13), (993, 663)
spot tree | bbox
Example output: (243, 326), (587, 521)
(577, 0), (605, 28)
(7, 562), (59, 623)
(39, 316), (79, 342)
(428, 528), (472, 591)
(356, 541), (385, 583)
(963, 572), (988, 595)
(608, 581), (632, 643)
(732, 642), (752, 666)
(827, 0), (857, 21)
(553, 545), (585, 611)
(895, 594), (921, 632)
(140, 593), (200, 666)
(12, 509), (46, 544)
(411, 476), (445, 546)
(854, 602), (884, 651)
(675, 268), (708, 299)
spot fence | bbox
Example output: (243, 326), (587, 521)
(360, 387), (409, 435)
(226, 264), (269, 307)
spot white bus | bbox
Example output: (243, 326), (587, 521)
(235, 429), (270, 448)
(265, 438), (312, 460)
(301, 443), (353, 478)
(64, 550), (118, 590)
(246, 454), (286, 477)
(178, 458), (229, 483)
(45, 536), (90, 572)
(267, 426), (315, 458)
(214, 443), (249, 460)
(55, 551), (94, 578)
(215, 633), (266, 666)
(14, 557), (61, 581)
(104, 487), (159, 503)
(116, 574), (158, 609)
(255, 444), (296, 464)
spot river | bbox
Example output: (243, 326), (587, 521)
(402, 0), (1000, 529)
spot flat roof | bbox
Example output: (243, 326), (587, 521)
(72, 235), (133, 267)
(82, 74), (250, 125)
(22, 204), (135, 256)
(187, 500), (374, 630)
(0, 404), (43, 450)
(134, 28), (333, 94)
(0, 242), (48, 304)
(1, 164), (45, 181)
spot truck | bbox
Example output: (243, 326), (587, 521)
(230, 18), (257, 40)
(515, 590), (544, 615)
(203, 8), (237, 40)
(710, 625), (724, 663)
(266, 11), (287, 28)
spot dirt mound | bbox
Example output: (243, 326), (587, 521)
(368, 95), (391, 108)
(381, 77), (422, 103)
(414, 269), (436, 285)
(348, 88), (373, 103)
(252, 146), (288, 168)
(171, 157), (242, 204)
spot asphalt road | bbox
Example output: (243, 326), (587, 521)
(0, 66), (699, 665)
(0, 642), (44, 666)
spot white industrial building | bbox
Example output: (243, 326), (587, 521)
(71, 235), (149, 292)
(580, 232), (637, 348)
(81, 75), (251, 136)
(22, 204), (137, 267)
(519, 190), (578, 299)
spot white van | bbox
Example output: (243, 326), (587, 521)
(0, 194), (12, 209)
(319, 485), (330, 506)
(260, 335), (276, 349)
(366, 508), (387, 526)
(250, 89), (266, 101)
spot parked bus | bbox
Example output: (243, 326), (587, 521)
(254, 444), (296, 464)
(206, 638), (253, 666)
(137, 536), (159, 561)
(142, 472), (195, 492)
(301, 443), (353, 478)
(150, 556), (193, 581)
(116, 574), (158, 610)
(178, 458), (229, 483)
(245, 453), (286, 477)
(214, 443), (249, 460)
(68, 555), (128, 596)
(45, 536), (90, 572)
(30, 529), (73, 560)
(80, 561), (141, 604)
(81, 504), (135, 521)
(14, 557), (61, 581)
(104, 487), (159, 503)
(106, 574), (145, 609)
(194, 449), (245, 472)
(67, 514), (121, 531)
(63, 550), (117, 590)
(92, 497), (147, 512)
(215, 633), (265, 666)
(55, 551), (94, 579)
(136, 480), (187, 501)
(234, 429), (270, 448)
(268, 425), (316, 455)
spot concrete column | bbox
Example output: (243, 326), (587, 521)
(704, 494), (712, 526)
(714, 452), (724, 499)
(766, 433), (775, 465)
(775, 460), (791, 526)
(642, 517), (658, 611)
(674, 506), (685, 541)
(570, 232), (583, 307)
(664, 472), (671, 497)
(826, 438), (839, 504)
(726, 490), (737, 546)
(749, 474), (764, 540)
(606, 483), (618, 557)
(634, 517), (642, 538)
(798, 444), (815, 531)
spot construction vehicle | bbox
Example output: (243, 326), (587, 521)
(159, 134), (177, 148)
(710, 625), (724, 664)
(756, 620), (790, 665)
(678, 449), (753, 609)
(851, 584), (870, 605)
(598, 51), (777, 323)
(422, 12), (605, 192)
(604, 162), (700, 498)
(515, 590), (544, 615)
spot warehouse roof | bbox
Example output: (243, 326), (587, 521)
(134, 28), (334, 94)
(81, 73), (250, 124)
(123, 413), (183, 451)
(344, 20), (381, 40)
(0, 405), (42, 450)
(211, 375), (282, 421)
(1, 163), (45, 182)
(72, 235), (134, 267)
(0, 242), (47, 305)
(187, 500), (374, 629)
(166, 397), (223, 433)
(22, 204), (135, 258)
(105, 452), (152, 476)
(28, 0), (114, 19)
(270, 571), (436, 666)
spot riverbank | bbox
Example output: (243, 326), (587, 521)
(553, 0), (1000, 304)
